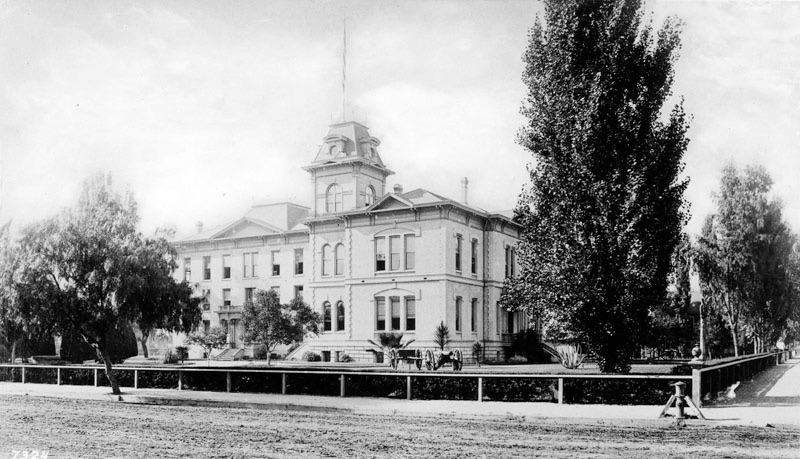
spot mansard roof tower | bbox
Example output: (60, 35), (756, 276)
(303, 121), (394, 216)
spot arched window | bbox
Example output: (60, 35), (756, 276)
(326, 184), (343, 213)
(365, 185), (376, 206)
(322, 244), (332, 276)
(323, 301), (332, 331)
(334, 243), (344, 276)
(336, 301), (345, 331)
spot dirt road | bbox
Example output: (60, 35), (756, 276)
(1, 395), (798, 458)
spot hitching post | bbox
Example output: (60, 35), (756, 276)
(340, 374), (346, 397)
(57, 367), (61, 386)
(558, 378), (564, 405)
(689, 360), (703, 408)
(134, 369), (138, 389)
(94, 368), (98, 386)
(281, 373), (287, 395)
(226, 371), (231, 392)
(178, 370), (183, 391)
(406, 376), (412, 400)
(477, 377), (483, 402)
(21, 366), (25, 384)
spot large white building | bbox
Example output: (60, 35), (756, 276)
(172, 120), (532, 362)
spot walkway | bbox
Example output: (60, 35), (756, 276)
(2, 359), (799, 428)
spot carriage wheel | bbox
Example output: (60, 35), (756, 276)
(425, 349), (434, 371)
(453, 349), (463, 372)
(415, 349), (422, 370)
(389, 349), (398, 370)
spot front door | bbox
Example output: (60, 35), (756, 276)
(229, 319), (242, 348)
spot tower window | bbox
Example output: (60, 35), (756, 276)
(365, 185), (376, 206)
(326, 184), (343, 213)
(334, 243), (345, 276)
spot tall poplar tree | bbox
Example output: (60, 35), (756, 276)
(502, 0), (689, 373)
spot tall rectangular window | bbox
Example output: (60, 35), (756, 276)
(390, 297), (401, 331)
(404, 235), (415, 270)
(322, 245), (331, 276)
(336, 301), (345, 331)
(405, 297), (416, 331)
(245, 287), (255, 304)
(507, 310), (515, 334)
(203, 320), (210, 334)
(203, 256), (211, 280)
(201, 289), (210, 311)
(243, 252), (258, 278)
(376, 298), (386, 330)
(375, 237), (386, 272)
(455, 297), (462, 332)
(271, 250), (280, 276)
(471, 239), (478, 275)
(505, 246), (512, 279)
(471, 298), (478, 332)
(324, 302), (332, 332)
(294, 285), (303, 299)
(455, 235), (463, 272)
(294, 248), (304, 275)
(389, 236), (401, 271)
(334, 244), (344, 276)
(271, 286), (280, 302)
(222, 255), (231, 279)
(183, 258), (191, 282)
(222, 289), (231, 307)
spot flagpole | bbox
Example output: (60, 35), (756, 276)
(342, 16), (347, 122)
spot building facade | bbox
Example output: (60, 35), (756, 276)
(173, 121), (532, 362)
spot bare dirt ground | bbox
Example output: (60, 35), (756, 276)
(1, 395), (798, 459)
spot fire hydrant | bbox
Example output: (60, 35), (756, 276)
(659, 381), (705, 420)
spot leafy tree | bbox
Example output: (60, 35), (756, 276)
(695, 164), (797, 355)
(185, 326), (228, 366)
(433, 321), (451, 351)
(646, 234), (694, 358)
(10, 174), (201, 394)
(127, 237), (202, 359)
(502, 0), (689, 373)
(241, 289), (320, 366)
(60, 320), (138, 364)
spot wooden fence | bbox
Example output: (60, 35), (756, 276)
(0, 350), (792, 406)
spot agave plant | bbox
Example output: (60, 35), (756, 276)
(555, 343), (585, 369)
(368, 332), (414, 353)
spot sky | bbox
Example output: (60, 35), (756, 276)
(1, 0), (799, 239)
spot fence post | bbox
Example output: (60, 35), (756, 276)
(94, 368), (98, 387)
(340, 374), (346, 397)
(281, 373), (287, 395)
(178, 371), (183, 391)
(57, 368), (61, 386)
(477, 377), (483, 402)
(134, 370), (138, 389)
(557, 378), (564, 405)
(21, 367), (25, 384)
(692, 367), (702, 408)
(226, 371), (231, 392)
(406, 376), (412, 401)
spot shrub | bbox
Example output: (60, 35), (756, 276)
(555, 343), (585, 369)
(302, 351), (321, 362)
(472, 341), (483, 364)
(253, 345), (270, 360)
(175, 346), (189, 363)
(162, 349), (179, 364)
(339, 353), (352, 363)
(508, 354), (528, 364)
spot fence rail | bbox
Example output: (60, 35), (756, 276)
(0, 350), (791, 406)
